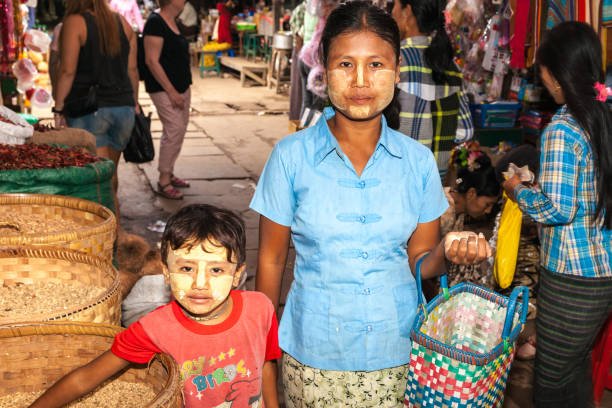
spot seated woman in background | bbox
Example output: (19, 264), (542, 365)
(441, 154), (501, 288)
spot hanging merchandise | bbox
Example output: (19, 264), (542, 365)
(509, 0), (530, 69)
(0, 0), (16, 65)
(23, 29), (52, 53)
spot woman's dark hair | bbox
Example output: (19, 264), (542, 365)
(537, 21), (612, 228)
(397, 0), (454, 84)
(160, 204), (246, 267)
(456, 155), (501, 198)
(320, 1), (402, 129)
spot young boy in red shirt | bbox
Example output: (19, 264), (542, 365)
(30, 204), (281, 408)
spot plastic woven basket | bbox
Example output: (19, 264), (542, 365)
(0, 193), (116, 261)
(0, 247), (121, 325)
(0, 321), (182, 407)
(404, 258), (528, 408)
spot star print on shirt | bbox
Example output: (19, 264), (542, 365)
(218, 352), (226, 361)
(196, 392), (203, 400)
(228, 348), (235, 357)
(209, 356), (216, 366)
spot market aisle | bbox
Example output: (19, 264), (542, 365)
(118, 70), (612, 407)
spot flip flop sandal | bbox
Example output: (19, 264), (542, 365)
(170, 175), (190, 188)
(156, 182), (183, 200)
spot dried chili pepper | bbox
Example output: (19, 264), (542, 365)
(0, 144), (102, 170)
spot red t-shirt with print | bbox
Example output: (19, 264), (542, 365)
(112, 290), (281, 407)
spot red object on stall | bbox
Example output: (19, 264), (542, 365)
(592, 312), (612, 407)
(509, 0), (530, 69)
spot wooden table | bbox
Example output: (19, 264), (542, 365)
(219, 56), (268, 87)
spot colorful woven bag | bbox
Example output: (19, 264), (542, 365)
(404, 256), (529, 408)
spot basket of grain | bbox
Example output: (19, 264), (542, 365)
(0, 321), (182, 407)
(0, 193), (116, 261)
(0, 247), (121, 325)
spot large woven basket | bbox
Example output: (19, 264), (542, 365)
(0, 247), (121, 325)
(0, 193), (116, 261)
(0, 321), (182, 407)
(404, 258), (529, 408)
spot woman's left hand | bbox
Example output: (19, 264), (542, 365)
(444, 231), (492, 265)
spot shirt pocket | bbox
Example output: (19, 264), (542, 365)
(291, 288), (330, 350)
(392, 281), (418, 338)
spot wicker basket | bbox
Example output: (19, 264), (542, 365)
(0, 321), (182, 407)
(0, 193), (116, 261)
(0, 247), (121, 325)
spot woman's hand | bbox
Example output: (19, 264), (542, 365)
(502, 173), (522, 202)
(54, 113), (67, 128)
(443, 231), (492, 265)
(169, 91), (185, 109)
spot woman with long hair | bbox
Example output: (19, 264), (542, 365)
(392, 0), (473, 181)
(503, 21), (612, 407)
(53, 0), (139, 219)
(252, 2), (490, 405)
(143, 0), (192, 200)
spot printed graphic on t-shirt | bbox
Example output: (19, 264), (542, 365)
(181, 347), (262, 407)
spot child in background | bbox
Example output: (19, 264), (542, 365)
(30, 204), (281, 408)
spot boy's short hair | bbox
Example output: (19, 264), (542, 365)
(160, 204), (246, 267)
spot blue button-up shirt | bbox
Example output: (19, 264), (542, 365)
(250, 107), (448, 371)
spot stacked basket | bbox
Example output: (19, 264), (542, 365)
(0, 193), (120, 325)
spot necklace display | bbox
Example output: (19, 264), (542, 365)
(183, 299), (230, 322)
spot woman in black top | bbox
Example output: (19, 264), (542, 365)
(53, 0), (139, 219)
(143, 0), (193, 200)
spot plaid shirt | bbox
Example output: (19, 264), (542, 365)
(397, 37), (473, 180)
(515, 106), (612, 278)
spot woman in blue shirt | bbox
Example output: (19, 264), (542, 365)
(251, 2), (491, 406)
(503, 22), (612, 408)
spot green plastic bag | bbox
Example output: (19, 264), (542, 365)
(0, 159), (116, 213)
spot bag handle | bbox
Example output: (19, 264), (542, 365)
(414, 251), (433, 320)
(501, 286), (529, 349)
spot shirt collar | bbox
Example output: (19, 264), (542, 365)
(401, 36), (432, 48)
(314, 107), (402, 166)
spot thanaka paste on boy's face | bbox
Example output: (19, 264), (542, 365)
(326, 31), (399, 120)
(164, 239), (243, 318)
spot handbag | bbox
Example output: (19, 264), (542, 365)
(123, 108), (154, 163)
(404, 256), (529, 408)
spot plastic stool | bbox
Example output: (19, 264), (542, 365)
(200, 51), (221, 77)
(593, 312), (612, 406)
(246, 34), (263, 60)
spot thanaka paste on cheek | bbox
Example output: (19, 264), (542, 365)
(373, 69), (396, 112)
(209, 275), (234, 300)
(327, 69), (347, 111)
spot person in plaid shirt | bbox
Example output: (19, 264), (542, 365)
(392, 0), (473, 182)
(503, 22), (612, 408)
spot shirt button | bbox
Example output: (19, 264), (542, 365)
(366, 325), (372, 332)
(361, 251), (368, 259)
(359, 181), (366, 188)
(360, 215), (366, 223)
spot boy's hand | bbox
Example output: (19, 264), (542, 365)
(29, 351), (130, 408)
